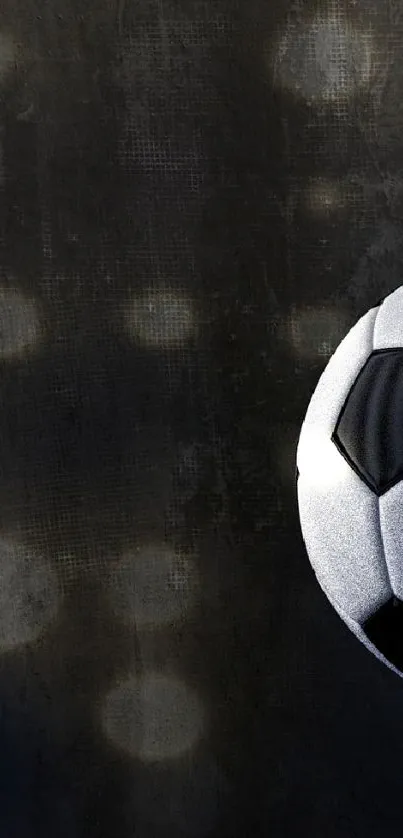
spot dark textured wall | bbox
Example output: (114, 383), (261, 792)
(0, 1), (402, 836)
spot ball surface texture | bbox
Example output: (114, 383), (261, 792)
(297, 285), (403, 676)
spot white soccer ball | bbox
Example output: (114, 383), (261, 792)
(297, 285), (403, 677)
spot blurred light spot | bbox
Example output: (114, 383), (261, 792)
(283, 306), (349, 360)
(106, 543), (197, 629)
(0, 287), (42, 359)
(304, 178), (347, 215)
(0, 536), (60, 650)
(124, 288), (196, 349)
(102, 672), (205, 762)
(298, 430), (351, 489)
(0, 33), (16, 82)
(274, 12), (375, 103)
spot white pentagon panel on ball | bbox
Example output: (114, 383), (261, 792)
(297, 467), (391, 624)
(297, 300), (394, 625)
(379, 482), (403, 600)
(297, 304), (379, 477)
(373, 285), (403, 349)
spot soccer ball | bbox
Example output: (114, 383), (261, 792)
(297, 285), (403, 677)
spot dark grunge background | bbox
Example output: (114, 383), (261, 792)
(0, 0), (402, 836)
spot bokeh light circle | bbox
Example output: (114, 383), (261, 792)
(273, 13), (375, 103)
(0, 287), (42, 359)
(101, 672), (205, 762)
(304, 178), (347, 215)
(124, 288), (196, 349)
(282, 306), (351, 361)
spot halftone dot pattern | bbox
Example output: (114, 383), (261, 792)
(117, 14), (221, 175)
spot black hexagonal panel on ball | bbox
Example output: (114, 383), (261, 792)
(332, 348), (403, 496)
(363, 596), (403, 671)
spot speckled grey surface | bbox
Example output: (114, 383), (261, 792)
(379, 480), (403, 600)
(373, 286), (403, 348)
(298, 285), (403, 670)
